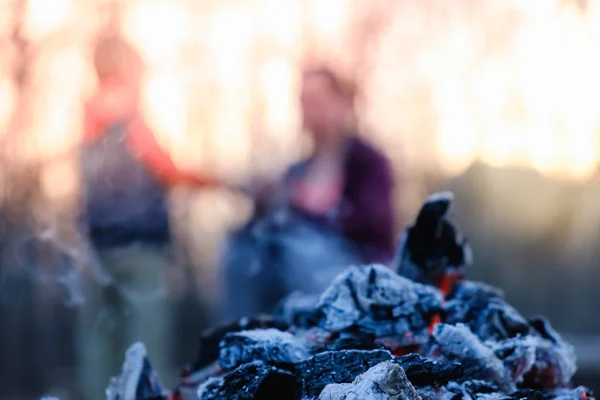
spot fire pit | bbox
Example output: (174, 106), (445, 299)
(107, 192), (595, 400)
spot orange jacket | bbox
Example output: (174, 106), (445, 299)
(83, 78), (217, 188)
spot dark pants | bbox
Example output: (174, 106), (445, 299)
(78, 244), (172, 400)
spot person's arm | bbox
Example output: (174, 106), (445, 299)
(127, 116), (220, 188)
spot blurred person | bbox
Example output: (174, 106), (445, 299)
(78, 33), (219, 399)
(221, 66), (395, 320)
(285, 66), (395, 263)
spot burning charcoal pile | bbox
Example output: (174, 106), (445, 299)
(107, 192), (595, 400)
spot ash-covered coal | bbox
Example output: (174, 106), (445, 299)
(106, 192), (595, 400)
(437, 381), (592, 400)
(444, 280), (531, 341)
(393, 353), (464, 387)
(318, 360), (420, 400)
(315, 264), (443, 346)
(184, 315), (289, 376)
(443, 281), (577, 389)
(427, 323), (513, 391)
(296, 349), (393, 398)
(197, 361), (298, 400)
(394, 192), (471, 292)
(491, 334), (576, 389)
(276, 291), (320, 327)
(219, 328), (309, 370)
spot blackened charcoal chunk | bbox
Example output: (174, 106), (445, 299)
(507, 389), (550, 400)
(393, 353), (464, 387)
(394, 192), (471, 288)
(276, 291), (320, 327)
(504, 387), (594, 400)
(106, 342), (168, 400)
(198, 361), (298, 400)
(299, 327), (378, 355)
(186, 315), (289, 374)
(196, 377), (223, 400)
(219, 328), (309, 371)
(444, 280), (531, 342)
(296, 349), (393, 399)
(491, 334), (576, 389)
(325, 330), (379, 351)
(529, 316), (566, 345)
(428, 324), (513, 392)
(316, 264), (443, 345)
(319, 360), (420, 400)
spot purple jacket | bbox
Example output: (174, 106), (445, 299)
(285, 136), (395, 264)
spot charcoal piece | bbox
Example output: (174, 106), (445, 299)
(316, 264), (443, 345)
(196, 377), (223, 400)
(502, 387), (594, 400)
(296, 349), (393, 398)
(444, 380), (504, 400)
(298, 327), (334, 353)
(106, 342), (169, 400)
(198, 361), (298, 400)
(180, 360), (221, 391)
(325, 329), (379, 351)
(444, 280), (531, 342)
(373, 336), (418, 355)
(319, 360), (420, 400)
(393, 192), (471, 289)
(185, 315), (289, 374)
(393, 353), (464, 387)
(491, 334), (576, 389)
(528, 316), (565, 345)
(428, 324), (513, 392)
(491, 336), (537, 384)
(416, 385), (455, 400)
(547, 386), (595, 400)
(276, 291), (320, 327)
(507, 389), (549, 400)
(219, 328), (309, 371)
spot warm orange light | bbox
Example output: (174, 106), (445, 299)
(23, 0), (72, 40)
(141, 72), (188, 150)
(0, 79), (16, 137)
(9, 0), (600, 194)
(122, 1), (191, 65)
(426, 1), (600, 180)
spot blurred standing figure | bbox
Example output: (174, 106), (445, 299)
(78, 34), (218, 399)
(285, 66), (395, 263)
(221, 66), (395, 320)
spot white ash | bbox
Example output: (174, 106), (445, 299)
(491, 333), (577, 387)
(415, 386), (453, 400)
(318, 360), (421, 400)
(428, 323), (513, 392)
(444, 280), (531, 341)
(491, 336), (537, 384)
(316, 264), (443, 343)
(219, 328), (309, 370)
(296, 349), (393, 399)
